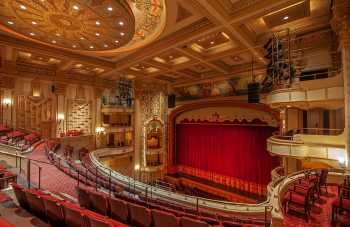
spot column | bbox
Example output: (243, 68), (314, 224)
(331, 0), (350, 167)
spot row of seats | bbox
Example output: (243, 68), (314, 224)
(0, 127), (41, 151)
(283, 170), (328, 221)
(77, 186), (260, 227)
(45, 142), (267, 227)
(0, 164), (17, 190)
(12, 183), (128, 227)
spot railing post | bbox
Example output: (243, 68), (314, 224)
(19, 157), (22, 174)
(86, 168), (88, 185)
(38, 166), (42, 189)
(196, 198), (199, 213)
(264, 206), (267, 226)
(27, 159), (31, 189)
(77, 170), (80, 187)
(109, 169), (112, 197)
(95, 166), (98, 191)
(15, 156), (17, 168)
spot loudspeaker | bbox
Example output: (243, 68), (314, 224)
(248, 82), (260, 103)
(51, 85), (55, 93)
(168, 94), (176, 108)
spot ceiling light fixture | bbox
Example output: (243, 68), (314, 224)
(31, 21), (37, 25)
(118, 21), (124, 26)
(20, 5), (27, 10)
(95, 21), (100, 26)
(103, 44), (108, 48)
(7, 21), (14, 25)
(89, 45), (94, 49)
(114, 40), (119, 43)
(283, 16), (289, 20)
(120, 32), (125, 36)
(56, 33), (61, 36)
(95, 33), (100, 36)
(107, 6), (113, 11)
(73, 5), (79, 10)
(52, 40), (57, 44)
(29, 32), (35, 36)
(210, 41), (215, 45)
(72, 44), (77, 48)
(80, 37), (85, 40)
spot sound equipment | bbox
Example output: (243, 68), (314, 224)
(51, 85), (55, 93)
(168, 94), (176, 108)
(247, 82), (260, 103)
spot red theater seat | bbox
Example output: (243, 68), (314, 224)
(62, 202), (86, 227)
(42, 195), (65, 227)
(0, 218), (15, 227)
(180, 216), (210, 227)
(222, 221), (243, 227)
(128, 202), (152, 227)
(108, 197), (130, 223)
(11, 183), (29, 210)
(25, 189), (46, 220)
(152, 209), (179, 227)
(89, 190), (109, 216)
(77, 186), (93, 210)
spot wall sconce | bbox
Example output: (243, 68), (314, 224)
(95, 127), (105, 134)
(57, 113), (65, 122)
(3, 98), (12, 107)
(134, 164), (140, 171)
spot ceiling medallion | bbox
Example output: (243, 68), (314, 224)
(0, 0), (135, 52)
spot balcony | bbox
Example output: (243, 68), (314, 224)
(267, 128), (346, 168)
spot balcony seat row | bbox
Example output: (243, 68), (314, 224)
(77, 186), (259, 227)
(45, 141), (266, 227)
(11, 183), (128, 227)
(0, 126), (41, 152)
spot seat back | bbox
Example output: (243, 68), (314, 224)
(89, 191), (109, 216)
(152, 209), (178, 227)
(25, 190), (46, 219)
(77, 186), (93, 209)
(128, 202), (152, 227)
(11, 183), (29, 210)
(180, 216), (210, 227)
(319, 169), (328, 186)
(86, 216), (111, 227)
(42, 196), (64, 225)
(62, 203), (86, 227)
(108, 197), (129, 223)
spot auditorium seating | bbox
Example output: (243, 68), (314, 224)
(0, 165), (17, 189)
(0, 218), (15, 227)
(11, 183), (128, 227)
(43, 141), (268, 227)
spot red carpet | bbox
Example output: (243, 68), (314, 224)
(283, 186), (337, 227)
(26, 142), (77, 197)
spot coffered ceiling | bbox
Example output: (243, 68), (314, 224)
(0, 0), (332, 87)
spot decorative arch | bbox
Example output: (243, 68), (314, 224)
(167, 100), (280, 173)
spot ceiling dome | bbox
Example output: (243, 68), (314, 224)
(0, 0), (135, 52)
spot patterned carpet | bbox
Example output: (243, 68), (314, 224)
(283, 186), (337, 227)
(26, 142), (77, 197)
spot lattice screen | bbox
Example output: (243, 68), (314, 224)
(67, 100), (92, 134)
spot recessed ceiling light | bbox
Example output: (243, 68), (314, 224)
(89, 45), (94, 49)
(38, 57), (43, 60)
(72, 45), (77, 48)
(52, 40), (57, 44)
(20, 5), (27, 10)
(107, 6), (113, 11)
(7, 21), (14, 25)
(118, 21), (124, 26)
(95, 33), (100, 36)
(73, 5), (79, 10)
(210, 41), (215, 45)
(103, 44), (108, 48)
(169, 55), (173, 59)
(29, 32), (35, 36)
(80, 37), (85, 40)
(95, 21), (100, 26)
(283, 16), (289, 20)
(55, 33), (61, 37)
(114, 40), (119, 43)
(120, 32), (125, 36)
(31, 21), (37, 25)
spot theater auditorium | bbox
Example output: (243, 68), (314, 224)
(0, 0), (349, 226)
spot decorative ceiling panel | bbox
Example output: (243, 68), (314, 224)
(0, 0), (135, 52)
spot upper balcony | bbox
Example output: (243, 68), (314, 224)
(267, 128), (346, 168)
(263, 73), (344, 109)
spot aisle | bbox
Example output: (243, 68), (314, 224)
(27, 142), (77, 197)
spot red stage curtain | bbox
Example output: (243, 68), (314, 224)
(176, 124), (279, 187)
